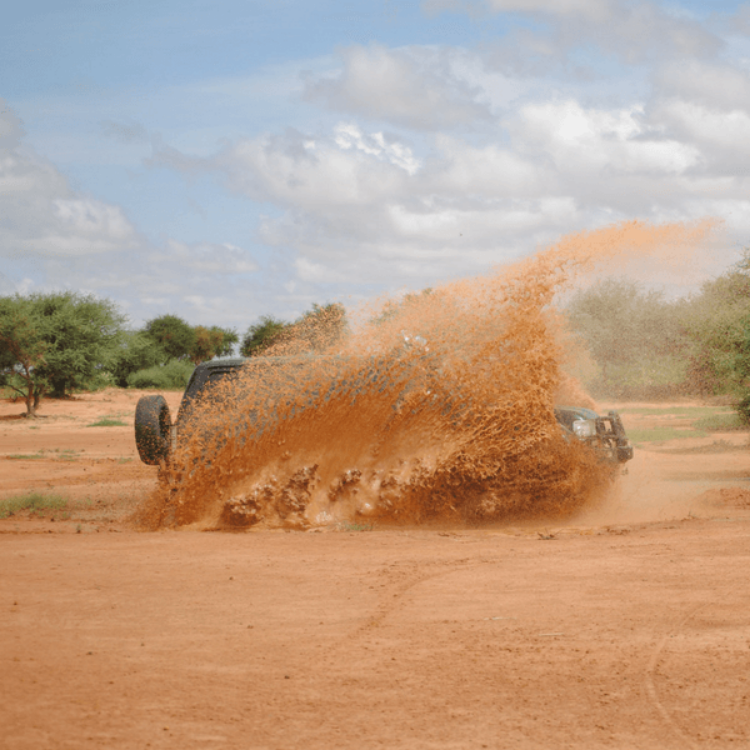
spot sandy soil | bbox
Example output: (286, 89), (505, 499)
(1, 390), (749, 749)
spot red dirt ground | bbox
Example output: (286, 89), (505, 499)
(1, 390), (749, 749)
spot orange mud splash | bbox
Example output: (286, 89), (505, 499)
(139, 219), (715, 530)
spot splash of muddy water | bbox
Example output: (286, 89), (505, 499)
(139, 220), (715, 530)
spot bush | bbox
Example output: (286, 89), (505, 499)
(0, 492), (68, 519)
(241, 303), (348, 357)
(693, 412), (747, 431)
(108, 331), (166, 387)
(678, 270), (750, 396)
(566, 279), (687, 398)
(735, 393), (750, 425)
(126, 359), (194, 390)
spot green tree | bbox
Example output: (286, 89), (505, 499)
(0, 292), (126, 413)
(566, 279), (685, 396)
(372, 288), (433, 326)
(143, 314), (196, 362)
(292, 303), (348, 352)
(677, 268), (750, 397)
(189, 325), (239, 364)
(241, 316), (291, 356)
(32, 292), (126, 398)
(108, 331), (166, 388)
(241, 304), (348, 357)
(0, 296), (48, 417)
(214, 327), (239, 357)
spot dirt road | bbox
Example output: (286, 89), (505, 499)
(1, 391), (749, 749)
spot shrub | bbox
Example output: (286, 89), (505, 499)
(566, 279), (688, 398)
(734, 393), (750, 425)
(692, 412), (746, 431)
(87, 418), (127, 427)
(0, 492), (68, 519)
(108, 331), (166, 387)
(126, 359), (194, 390)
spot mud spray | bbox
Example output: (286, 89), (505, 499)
(138, 219), (716, 531)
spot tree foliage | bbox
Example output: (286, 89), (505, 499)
(109, 331), (166, 388)
(33, 293), (126, 398)
(0, 292), (126, 414)
(372, 288), (433, 326)
(566, 279), (686, 398)
(291, 303), (348, 353)
(565, 265), (750, 409)
(189, 326), (238, 364)
(142, 314), (196, 362)
(677, 269), (750, 398)
(241, 316), (289, 356)
(241, 303), (348, 357)
(141, 315), (238, 365)
(0, 296), (48, 416)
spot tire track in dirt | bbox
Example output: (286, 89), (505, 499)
(354, 556), (480, 634)
(644, 602), (707, 750)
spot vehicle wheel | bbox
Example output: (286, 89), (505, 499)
(135, 395), (172, 465)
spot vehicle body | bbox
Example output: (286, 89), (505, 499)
(554, 406), (633, 465)
(134, 358), (634, 468)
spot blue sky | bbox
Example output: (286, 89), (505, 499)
(2, 0), (750, 330)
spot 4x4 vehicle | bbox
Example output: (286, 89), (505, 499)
(134, 358), (634, 468)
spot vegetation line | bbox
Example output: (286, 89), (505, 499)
(0, 492), (68, 519)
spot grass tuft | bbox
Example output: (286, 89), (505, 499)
(627, 427), (708, 444)
(0, 492), (68, 519)
(618, 406), (730, 417)
(336, 521), (374, 532)
(7, 449), (80, 461)
(692, 413), (747, 432)
(87, 418), (127, 427)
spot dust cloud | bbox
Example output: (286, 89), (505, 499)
(138, 219), (716, 531)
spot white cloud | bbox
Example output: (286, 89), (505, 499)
(485, 0), (612, 16)
(100, 119), (150, 144)
(303, 44), (492, 130)
(0, 272), (16, 295)
(478, 0), (721, 77)
(101, 7), (750, 302)
(649, 99), (750, 174)
(33, 238), (260, 329)
(728, 5), (750, 37)
(211, 128), (408, 215)
(161, 239), (258, 275)
(0, 102), (139, 258)
(188, 122), (590, 286)
(183, 70), (748, 290)
(427, 135), (543, 197)
(333, 123), (420, 175)
(0, 100), (267, 328)
(654, 60), (750, 112)
(515, 100), (701, 176)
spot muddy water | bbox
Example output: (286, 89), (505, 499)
(139, 220), (715, 530)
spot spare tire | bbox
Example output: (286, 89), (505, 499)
(135, 395), (172, 465)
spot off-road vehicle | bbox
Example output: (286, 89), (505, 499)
(134, 357), (634, 469)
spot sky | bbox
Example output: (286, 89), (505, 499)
(2, 0), (750, 332)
